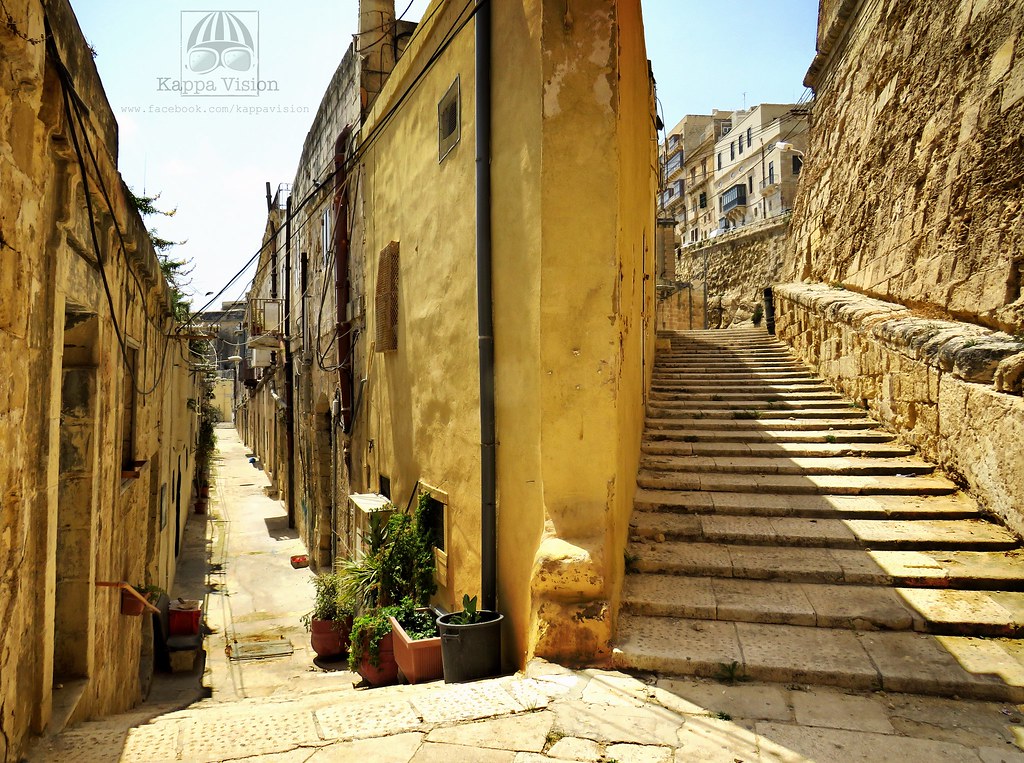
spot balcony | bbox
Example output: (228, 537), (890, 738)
(665, 151), (684, 180)
(760, 176), (780, 195)
(722, 184), (747, 214)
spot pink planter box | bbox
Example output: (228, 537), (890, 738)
(389, 613), (442, 684)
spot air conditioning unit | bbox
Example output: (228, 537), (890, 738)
(251, 348), (273, 368)
(347, 493), (393, 562)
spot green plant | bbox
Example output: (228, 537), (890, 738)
(390, 597), (439, 640)
(338, 499), (437, 612)
(624, 550), (640, 573)
(716, 660), (748, 684)
(300, 572), (353, 630)
(751, 303), (764, 326)
(348, 605), (400, 670)
(824, 434), (837, 443)
(447, 594), (482, 626)
(714, 711), (732, 721)
(132, 583), (165, 602)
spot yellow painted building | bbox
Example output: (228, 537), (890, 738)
(351, 0), (657, 665)
(240, 0), (656, 668)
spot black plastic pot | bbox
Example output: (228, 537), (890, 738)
(437, 610), (503, 683)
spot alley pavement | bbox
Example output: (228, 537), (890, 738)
(27, 425), (1024, 762)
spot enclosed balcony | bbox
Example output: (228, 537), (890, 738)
(722, 183), (747, 214)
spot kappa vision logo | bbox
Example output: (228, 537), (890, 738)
(161, 11), (278, 97)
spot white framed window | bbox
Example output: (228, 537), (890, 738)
(321, 208), (332, 271)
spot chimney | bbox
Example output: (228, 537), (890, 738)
(359, 0), (397, 112)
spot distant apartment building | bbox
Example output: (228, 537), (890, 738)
(659, 104), (810, 248)
(681, 110), (734, 244)
(713, 103), (809, 232)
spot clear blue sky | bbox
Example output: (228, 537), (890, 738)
(70, 1), (818, 304)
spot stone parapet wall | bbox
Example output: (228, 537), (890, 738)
(775, 282), (1024, 535)
(676, 218), (789, 327)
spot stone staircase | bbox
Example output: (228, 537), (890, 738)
(613, 327), (1024, 701)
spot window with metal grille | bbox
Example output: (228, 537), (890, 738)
(438, 76), (460, 162)
(375, 241), (399, 352)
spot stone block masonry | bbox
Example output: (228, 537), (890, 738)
(787, 0), (1024, 334)
(776, 283), (1024, 535)
(676, 217), (789, 327)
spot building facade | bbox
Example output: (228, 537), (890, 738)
(713, 104), (809, 232)
(680, 111), (733, 244)
(1, 1), (202, 758)
(240, 0), (657, 669)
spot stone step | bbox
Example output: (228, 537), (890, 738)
(652, 378), (828, 391)
(612, 614), (1024, 701)
(637, 472), (958, 495)
(646, 407), (868, 421)
(644, 428), (895, 444)
(639, 454), (935, 477)
(621, 574), (1024, 637)
(645, 417), (879, 432)
(656, 361), (806, 371)
(625, 541), (1024, 589)
(629, 513), (1016, 550)
(647, 387), (839, 399)
(655, 370), (815, 378)
(633, 489), (982, 519)
(649, 399), (853, 413)
(641, 440), (915, 458)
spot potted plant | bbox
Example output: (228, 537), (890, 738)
(340, 493), (440, 687)
(121, 583), (163, 616)
(388, 598), (442, 684)
(301, 572), (354, 659)
(348, 605), (400, 686)
(437, 594), (503, 683)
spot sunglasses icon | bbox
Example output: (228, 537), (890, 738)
(188, 45), (253, 75)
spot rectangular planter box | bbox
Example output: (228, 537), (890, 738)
(389, 611), (442, 684)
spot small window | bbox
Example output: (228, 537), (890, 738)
(746, 127), (752, 145)
(379, 475), (391, 499)
(699, 192), (707, 209)
(768, 161), (775, 185)
(730, 141), (735, 160)
(322, 209), (332, 270)
(748, 175), (753, 194)
(717, 152), (722, 170)
(793, 155), (803, 175)
(375, 241), (400, 352)
(738, 134), (744, 154)
(421, 495), (445, 552)
(438, 76), (461, 162)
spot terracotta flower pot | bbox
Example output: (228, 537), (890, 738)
(120, 589), (146, 616)
(357, 632), (398, 687)
(310, 617), (352, 659)
(389, 613), (442, 684)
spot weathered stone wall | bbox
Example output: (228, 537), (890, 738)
(776, 284), (1024, 534)
(676, 217), (789, 326)
(657, 284), (705, 332)
(787, 0), (1024, 333)
(1, 2), (198, 757)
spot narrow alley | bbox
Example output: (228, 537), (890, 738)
(25, 419), (1024, 762)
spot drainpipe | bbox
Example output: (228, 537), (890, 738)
(284, 196), (297, 529)
(334, 128), (353, 431)
(475, 0), (496, 612)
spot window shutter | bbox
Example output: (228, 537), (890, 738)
(375, 241), (399, 352)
